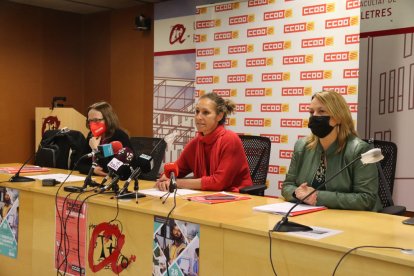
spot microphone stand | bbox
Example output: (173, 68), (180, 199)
(273, 155), (364, 232)
(63, 161), (99, 193)
(160, 177), (177, 204)
(9, 128), (69, 183)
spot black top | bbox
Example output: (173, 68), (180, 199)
(77, 128), (133, 174)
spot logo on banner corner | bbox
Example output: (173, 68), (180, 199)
(169, 24), (187, 45)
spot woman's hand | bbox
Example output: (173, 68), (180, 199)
(155, 174), (170, 191)
(89, 136), (101, 151)
(295, 183), (317, 205)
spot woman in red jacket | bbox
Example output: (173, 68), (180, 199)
(156, 93), (252, 192)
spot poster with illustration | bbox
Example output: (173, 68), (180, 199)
(153, 216), (200, 276)
(0, 187), (19, 258)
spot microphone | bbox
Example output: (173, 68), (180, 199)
(98, 147), (134, 186)
(63, 141), (124, 193)
(117, 153), (153, 196)
(10, 127), (70, 183)
(83, 141), (123, 159)
(98, 147), (135, 193)
(163, 162), (179, 193)
(273, 148), (384, 232)
(98, 164), (132, 193)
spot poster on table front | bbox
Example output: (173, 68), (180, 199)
(55, 197), (87, 275)
(153, 216), (200, 276)
(0, 187), (19, 258)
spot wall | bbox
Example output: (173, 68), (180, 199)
(0, 1), (154, 164)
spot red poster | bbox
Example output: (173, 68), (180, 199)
(55, 197), (87, 275)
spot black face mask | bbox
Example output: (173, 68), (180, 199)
(308, 116), (334, 138)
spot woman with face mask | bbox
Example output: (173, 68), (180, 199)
(78, 102), (132, 176)
(282, 91), (382, 211)
(155, 92), (252, 192)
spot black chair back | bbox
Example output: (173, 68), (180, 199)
(130, 137), (167, 181)
(364, 139), (406, 215)
(238, 135), (271, 196)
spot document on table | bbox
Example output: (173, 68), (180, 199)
(139, 188), (200, 197)
(253, 202), (327, 216)
(286, 227), (342, 240)
(30, 173), (86, 183)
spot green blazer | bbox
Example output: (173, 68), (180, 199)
(282, 136), (382, 211)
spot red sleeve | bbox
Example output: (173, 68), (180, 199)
(175, 138), (197, 177)
(201, 133), (248, 191)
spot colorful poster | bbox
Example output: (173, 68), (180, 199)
(0, 187), (19, 258)
(55, 197), (87, 275)
(153, 217), (200, 276)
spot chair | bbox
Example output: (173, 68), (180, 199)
(129, 136), (167, 181)
(364, 139), (406, 215)
(238, 135), (271, 196)
(35, 129), (86, 170)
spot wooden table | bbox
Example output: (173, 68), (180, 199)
(0, 165), (413, 275)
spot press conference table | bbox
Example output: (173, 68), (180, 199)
(0, 165), (413, 275)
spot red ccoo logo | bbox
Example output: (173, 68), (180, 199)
(228, 44), (248, 54)
(284, 22), (307, 33)
(345, 34), (359, 44)
(212, 89), (231, 97)
(348, 103), (358, 112)
(228, 74), (250, 83)
(323, 85), (348, 95)
(246, 88), (266, 97)
(261, 134), (281, 143)
(279, 150), (293, 159)
(261, 104), (282, 112)
(343, 68), (359, 78)
(197, 48), (214, 57)
(195, 20), (216, 29)
(213, 60), (232, 69)
(246, 57), (268, 67)
(248, 0), (272, 7)
(282, 87), (304, 96)
(196, 76), (214, 84)
(214, 31), (232, 40)
(264, 10), (286, 20)
(346, 0), (360, 9)
(300, 70), (324, 80)
(326, 17), (350, 29)
(298, 103), (310, 112)
(280, 118), (303, 128)
(247, 27), (268, 37)
(302, 37), (325, 48)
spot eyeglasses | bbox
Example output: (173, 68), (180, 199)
(87, 118), (104, 123)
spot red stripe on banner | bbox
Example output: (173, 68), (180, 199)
(360, 26), (414, 38)
(154, 49), (196, 56)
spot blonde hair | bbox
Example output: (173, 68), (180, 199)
(307, 91), (357, 152)
(199, 92), (236, 125)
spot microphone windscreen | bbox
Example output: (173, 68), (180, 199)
(164, 162), (179, 176)
(136, 154), (153, 173)
(117, 164), (132, 181)
(115, 147), (135, 164)
(110, 141), (123, 154)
